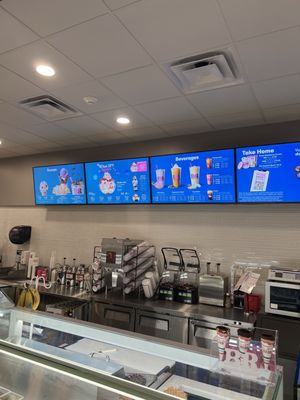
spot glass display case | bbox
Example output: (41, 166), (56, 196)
(0, 306), (283, 400)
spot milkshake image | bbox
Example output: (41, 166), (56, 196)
(171, 164), (181, 188)
(39, 181), (48, 196)
(155, 169), (165, 189)
(261, 333), (275, 369)
(206, 158), (212, 169)
(206, 174), (213, 185)
(189, 165), (200, 188)
(216, 326), (230, 361)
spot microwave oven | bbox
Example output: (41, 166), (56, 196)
(265, 281), (300, 318)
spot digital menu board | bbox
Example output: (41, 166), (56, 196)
(85, 157), (151, 204)
(237, 142), (300, 203)
(33, 163), (86, 205)
(150, 149), (235, 203)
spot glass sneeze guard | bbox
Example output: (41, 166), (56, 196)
(0, 307), (283, 400)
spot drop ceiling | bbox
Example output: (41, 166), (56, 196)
(0, 0), (300, 158)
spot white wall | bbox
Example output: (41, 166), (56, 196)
(1, 204), (300, 277)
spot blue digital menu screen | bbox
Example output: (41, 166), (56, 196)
(85, 157), (151, 204)
(150, 149), (235, 203)
(33, 163), (86, 205)
(237, 142), (300, 203)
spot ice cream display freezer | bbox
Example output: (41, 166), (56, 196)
(0, 306), (283, 400)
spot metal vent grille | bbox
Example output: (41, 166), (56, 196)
(164, 49), (243, 94)
(19, 95), (81, 121)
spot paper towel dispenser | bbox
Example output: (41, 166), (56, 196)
(9, 226), (31, 245)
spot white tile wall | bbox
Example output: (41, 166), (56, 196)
(0, 204), (300, 279)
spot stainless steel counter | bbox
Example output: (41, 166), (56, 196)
(0, 278), (256, 325)
(91, 290), (256, 325)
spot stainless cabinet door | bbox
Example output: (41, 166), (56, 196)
(92, 302), (135, 331)
(189, 319), (218, 349)
(135, 309), (188, 343)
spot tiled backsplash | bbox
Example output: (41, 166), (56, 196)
(0, 204), (300, 277)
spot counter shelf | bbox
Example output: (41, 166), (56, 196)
(0, 306), (283, 400)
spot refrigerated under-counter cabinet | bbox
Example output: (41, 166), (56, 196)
(0, 306), (283, 400)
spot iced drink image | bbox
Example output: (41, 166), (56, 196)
(260, 333), (275, 369)
(207, 190), (213, 200)
(237, 328), (252, 354)
(206, 158), (212, 169)
(189, 165), (200, 188)
(206, 174), (212, 185)
(216, 326), (230, 361)
(171, 164), (181, 188)
(155, 169), (165, 189)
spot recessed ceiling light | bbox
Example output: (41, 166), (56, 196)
(0, 140), (2, 145)
(35, 64), (56, 77)
(116, 116), (130, 125)
(83, 96), (98, 104)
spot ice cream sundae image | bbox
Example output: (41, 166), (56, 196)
(39, 181), (48, 196)
(99, 172), (116, 194)
(130, 162), (138, 172)
(71, 178), (84, 195)
(132, 193), (140, 202)
(52, 168), (71, 195)
(132, 176), (138, 191)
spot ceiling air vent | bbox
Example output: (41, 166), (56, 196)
(165, 50), (243, 94)
(19, 95), (81, 121)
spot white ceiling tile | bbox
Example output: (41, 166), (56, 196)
(219, 0), (300, 41)
(104, 0), (141, 11)
(0, 123), (48, 146)
(188, 85), (259, 116)
(5, 144), (41, 155)
(252, 74), (300, 109)
(122, 126), (168, 139)
(237, 27), (300, 82)
(0, 41), (91, 91)
(0, 8), (38, 54)
(101, 65), (180, 105)
(0, 103), (44, 129)
(0, 66), (43, 102)
(47, 14), (151, 78)
(25, 122), (74, 141)
(263, 103), (300, 123)
(28, 141), (62, 151)
(161, 118), (212, 136)
(206, 110), (264, 130)
(88, 131), (126, 144)
(0, 148), (19, 158)
(91, 107), (153, 130)
(55, 116), (112, 136)
(51, 136), (94, 146)
(2, 0), (108, 37)
(135, 97), (201, 125)
(0, 137), (19, 148)
(50, 80), (126, 114)
(116, 0), (231, 61)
